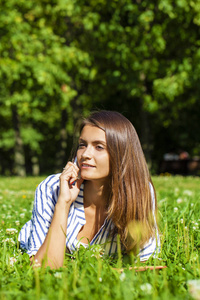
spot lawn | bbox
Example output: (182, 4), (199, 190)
(0, 175), (200, 299)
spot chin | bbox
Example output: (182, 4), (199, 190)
(80, 173), (96, 181)
(80, 173), (90, 180)
(81, 175), (93, 181)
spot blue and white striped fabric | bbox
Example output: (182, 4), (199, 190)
(18, 174), (160, 261)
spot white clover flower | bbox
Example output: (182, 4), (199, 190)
(20, 213), (25, 218)
(120, 272), (126, 281)
(195, 223), (198, 226)
(9, 257), (17, 267)
(183, 190), (193, 196)
(188, 280), (200, 300)
(140, 283), (152, 294)
(174, 188), (179, 195)
(2, 204), (6, 208)
(54, 272), (62, 279)
(190, 253), (198, 262)
(33, 259), (41, 268)
(193, 227), (197, 230)
(7, 215), (11, 219)
(180, 219), (184, 224)
(177, 198), (183, 204)
(185, 226), (188, 230)
(191, 203), (194, 207)
(174, 207), (178, 212)
(6, 228), (18, 234)
(15, 221), (20, 226)
(98, 277), (102, 282)
(2, 238), (15, 245)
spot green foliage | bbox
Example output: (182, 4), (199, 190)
(0, 130), (15, 149)
(1, 0), (200, 174)
(0, 175), (200, 299)
(21, 127), (43, 152)
(0, 0), (93, 174)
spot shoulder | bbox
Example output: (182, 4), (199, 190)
(149, 181), (154, 193)
(148, 181), (156, 212)
(37, 173), (61, 192)
(34, 174), (61, 210)
(149, 181), (155, 199)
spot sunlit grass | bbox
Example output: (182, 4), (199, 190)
(0, 175), (199, 299)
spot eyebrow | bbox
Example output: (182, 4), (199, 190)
(79, 138), (107, 146)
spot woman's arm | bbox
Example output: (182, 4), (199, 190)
(34, 162), (83, 269)
(33, 200), (70, 268)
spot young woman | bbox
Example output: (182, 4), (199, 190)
(18, 110), (160, 268)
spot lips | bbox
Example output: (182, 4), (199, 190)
(81, 163), (95, 168)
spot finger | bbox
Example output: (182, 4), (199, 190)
(62, 164), (80, 184)
(114, 265), (167, 273)
(61, 170), (78, 184)
(64, 161), (79, 169)
(62, 163), (79, 176)
(70, 177), (83, 186)
(75, 178), (84, 189)
(134, 266), (167, 272)
(69, 170), (81, 185)
(62, 163), (79, 174)
(60, 169), (78, 185)
(69, 178), (84, 197)
(62, 167), (77, 177)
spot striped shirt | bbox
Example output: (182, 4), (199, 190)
(18, 174), (160, 261)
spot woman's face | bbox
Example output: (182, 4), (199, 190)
(77, 125), (110, 183)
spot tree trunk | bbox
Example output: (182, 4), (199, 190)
(31, 154), (40, 176)
(12, 105), (26, 176)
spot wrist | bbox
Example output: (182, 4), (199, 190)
(55, 200), (72, 212)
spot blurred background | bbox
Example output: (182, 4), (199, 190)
(0, 0), (200, 176)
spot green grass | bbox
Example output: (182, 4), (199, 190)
(0, 175), (200, 299)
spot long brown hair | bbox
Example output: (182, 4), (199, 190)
(80, 110), (157, 252)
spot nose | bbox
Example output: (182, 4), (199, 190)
(81, 146), (92, 159)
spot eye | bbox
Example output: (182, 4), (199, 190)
(96, 145), (104, 150)
(78, 143), (86, 149)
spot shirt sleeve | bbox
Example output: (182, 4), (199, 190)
(18, 174), (60, 257)
(138, 183), (160, 261)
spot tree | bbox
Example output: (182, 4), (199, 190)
(0, 0), (93, 175)
(1, 0), (200, 175)
(63, 0), (200, 169)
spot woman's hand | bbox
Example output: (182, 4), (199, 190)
(34, 162), (83, 269)
(58, 162), (83, 205)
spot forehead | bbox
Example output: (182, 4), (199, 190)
(80, 125), (106, 142)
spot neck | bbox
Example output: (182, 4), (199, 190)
(84, 180), (110, 209)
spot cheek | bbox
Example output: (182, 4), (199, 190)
(102, 155), (110, 173)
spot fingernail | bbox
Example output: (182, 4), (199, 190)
(70, 180), (76, 185)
